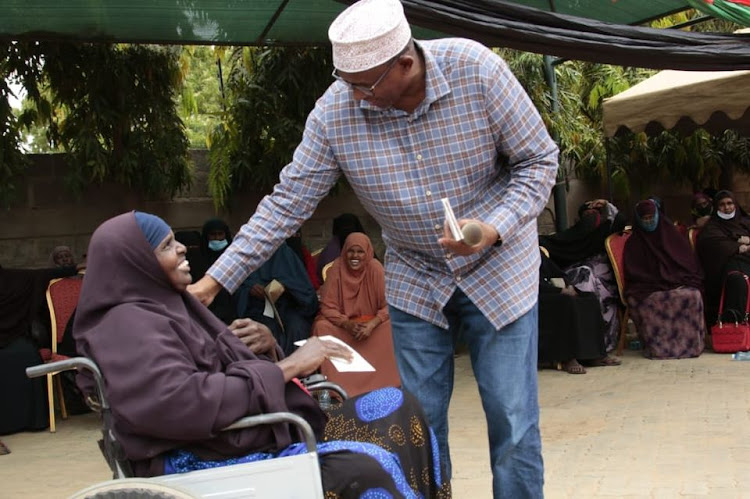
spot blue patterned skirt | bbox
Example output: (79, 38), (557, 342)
(164, 387), (450, 498)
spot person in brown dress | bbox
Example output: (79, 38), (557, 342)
(313, 232), (400, 397)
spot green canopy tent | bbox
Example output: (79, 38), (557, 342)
(1, 0), (691, 47)
(3, 0), (749, 228)
(687, 0), (750, 27)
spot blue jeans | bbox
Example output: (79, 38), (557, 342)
(389, 289), (543, 498)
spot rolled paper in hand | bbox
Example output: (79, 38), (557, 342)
(461, 223), (483, 246)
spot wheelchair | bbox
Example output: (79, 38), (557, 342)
(27, 357), (347, 499)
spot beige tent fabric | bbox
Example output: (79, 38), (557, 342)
(602, 69), (750, 137)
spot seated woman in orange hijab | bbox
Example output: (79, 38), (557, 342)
(312, 233), (400, 397)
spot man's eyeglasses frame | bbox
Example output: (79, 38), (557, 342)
(332, 43), (410, 97)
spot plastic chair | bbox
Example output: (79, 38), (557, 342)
(27, 358), (346, 498)
(40, 276), (84, 432)
(604, 232), (632, 355)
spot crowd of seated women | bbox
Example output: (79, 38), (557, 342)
(539, 190), (750, 366)
(177, 213), (401, 397)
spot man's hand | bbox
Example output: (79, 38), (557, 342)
(738, 236), (750, 245)
(276, 337), (353, 382)
(438, 219), (500, 257)
(187, 275), (222, 306)
(229, 318), (277, 355)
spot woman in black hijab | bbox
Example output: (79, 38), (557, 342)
(696, 190), (750, 322)
(0, 263), (77, 434)
(196, 218), (236, 324)
(539, 199), (627, 353)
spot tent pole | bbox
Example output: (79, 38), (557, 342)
(605, 137), (613, 202)
(543, 55), (567, 231)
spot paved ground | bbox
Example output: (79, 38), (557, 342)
(2, 348), (749, 498)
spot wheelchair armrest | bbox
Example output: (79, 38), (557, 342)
(300, 373), (348, 401)
(221, 412), (317, 453)
(27, 357), (109, 410)
(305, 381), (348, 401)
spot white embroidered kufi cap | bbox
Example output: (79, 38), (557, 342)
(328, 0), (412, 73)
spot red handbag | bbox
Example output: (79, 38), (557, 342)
(711, 271), (750, 353)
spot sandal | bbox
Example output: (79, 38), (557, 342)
(584, 356), (622, 367)
(0, 440), (9, 455)
(560, 359), (586, 375)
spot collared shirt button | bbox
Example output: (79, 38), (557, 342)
(455, 275), (462, 282)
(416, 154), (423, 160)
(446, 253), (452, 260)
(435, 224), (442, 230)
(426, 190), (432, 197)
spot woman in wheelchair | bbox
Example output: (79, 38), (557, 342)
(73, 211), (450, 498)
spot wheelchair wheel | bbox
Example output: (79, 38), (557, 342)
(69, 478), (198, 499)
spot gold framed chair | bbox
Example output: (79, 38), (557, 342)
(41, 276), (84, 432)
(321, 261), (334, 282)
(604, 232), (632, 356)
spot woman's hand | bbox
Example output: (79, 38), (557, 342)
(560, 285), (578, 297)
(229, 318), (277, 356)
(587, 199), (608, 210)
(341, 320), (358, 334)
(738, 236), (750, 245)
(276, 337), (353, 381)
(353, 318), (380, 341)
(740, 244), (750, 254)
(249, 284), (266, 299)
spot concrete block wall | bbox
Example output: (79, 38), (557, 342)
(0, 151), (381, 269)
(11, 150), (738, 270)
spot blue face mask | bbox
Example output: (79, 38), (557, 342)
(208, 239), (228, 252)
(639, 211), (659, 232)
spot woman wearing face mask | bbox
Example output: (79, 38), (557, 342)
(198, 219), (236, 324)
(624, 199), (706, 359)
(696, 190), (750, 324)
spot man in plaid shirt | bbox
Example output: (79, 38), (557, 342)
(190, 0), (558, 496)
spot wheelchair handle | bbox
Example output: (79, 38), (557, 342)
(26, 357), (109, 410)
(222, 412), (317, 453)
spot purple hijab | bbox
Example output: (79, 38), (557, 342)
(624, 199), (704, 300)
(73, 212), (325, 476)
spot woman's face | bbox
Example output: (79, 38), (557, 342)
(154, 231), (192, 291)
(345, 244), (366, 271)
(54, 250), (74, 267)
(639, 214), (655, 225)
(717, 197), (735, 215)
(207, 229), (226, 241)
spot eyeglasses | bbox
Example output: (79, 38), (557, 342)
(331, 49), (405, 97)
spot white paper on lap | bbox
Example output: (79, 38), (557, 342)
(294, 336), (375, 372)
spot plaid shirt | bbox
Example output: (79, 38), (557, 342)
(209, 38), (558, 330)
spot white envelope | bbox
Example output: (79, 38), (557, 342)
(294, 336), (375, 372)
